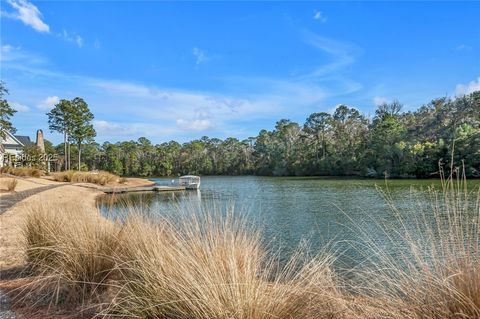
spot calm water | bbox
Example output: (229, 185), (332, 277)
(98, 176), (479, 270)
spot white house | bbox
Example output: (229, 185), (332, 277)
(0, 130), (33, 167)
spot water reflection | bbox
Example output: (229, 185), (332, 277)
(98, 176), (479, 271)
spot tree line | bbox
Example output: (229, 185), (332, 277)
(1, 80), (479, 178)
(55, 91), (480, 178)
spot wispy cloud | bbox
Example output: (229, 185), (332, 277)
(3, 0), (49, 33)
(38, 96), (59, 110)
(11, 101), (30, 112)
(1, 44), (339, 140)
(94, 120), (176, 138)
(301, 31), (361, 78)
(192, 47), (214, 65)
(1, 44), (47, 65)
(373, 96), (389, 106)
(3, 1), (85, 48)
(313, 10), (327, 23)
(456, 77), (480, 96)
(60, 30), (83, 48)
(177, 118), (213, 131)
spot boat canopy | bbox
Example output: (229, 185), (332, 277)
(179, 175), (200, 180)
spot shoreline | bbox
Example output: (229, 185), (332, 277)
(0, 176), (155, 318)
(0, 176), (154, 270)
(0, 175), (477, 318)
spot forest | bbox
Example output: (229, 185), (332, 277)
(41, 91), (479, 178)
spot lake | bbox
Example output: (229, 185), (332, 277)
(98, 176), (479, 271)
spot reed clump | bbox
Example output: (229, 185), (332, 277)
(23, 203), (355, 318)
(107, 211), (353, 319)
(52, 170), (118, 185)
(0, 166), (43, 177)
(351, 169), (480, 318)
(23, 202), (120, 304)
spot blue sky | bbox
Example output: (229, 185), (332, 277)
(1, 1), (479, 144)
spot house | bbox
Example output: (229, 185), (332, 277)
(0, 130), (33, 167)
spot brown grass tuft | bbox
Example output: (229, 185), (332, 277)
(0, 166), (43, 178)
(23, 202), (119, 306)
(105, 210), (353, 318)
(350, 168), (480, 318)
(52, 171), (118, 185)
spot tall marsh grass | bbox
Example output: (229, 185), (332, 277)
(21, 169), (480, 318)
(0, 166), (43, 177)
(23, 202), (119, 305)
(351, 168), (480, 318)
(107, 211), (352, 318)
(52, 170), (118, 185)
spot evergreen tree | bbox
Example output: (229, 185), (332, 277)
(0, 81), (17, 139)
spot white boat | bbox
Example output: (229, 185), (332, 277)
(178, 175), (201, 190)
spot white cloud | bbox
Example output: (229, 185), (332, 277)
(94, 120), (175, 138)
(38, 96), (59, 110)
(192, 47), (212, 65)
(60, 30), (83, 48)
(4, 0), (49, 33)
(1, 44), (15, 54)
(94, 120), (138, 136)
(76, 35), (83, 48)
(1, 44), (51, 71)
(373, 96), (389, 106)
(11, 101), (29, 112)
(313, 11), (327, 23)
(90, 78), (326, 128)
(2, 43), (351, 142)
(456, 77), (480, 96)
(301, 31), (360, 78)
(176, 118), (213, 131)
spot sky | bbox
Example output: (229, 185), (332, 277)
(1, 1), (479, 144)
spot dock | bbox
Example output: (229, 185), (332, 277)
(101, 185), (186, 194)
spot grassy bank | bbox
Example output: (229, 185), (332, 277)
(17, 174), (480, 318)
(0, 166), (43, 178)
(52, 170), (118, 185)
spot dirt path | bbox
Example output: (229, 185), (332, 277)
(0, 185), (63, 215)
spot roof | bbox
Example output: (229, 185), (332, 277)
(14, 135), (32, 146)
(1, 130), (24, 147)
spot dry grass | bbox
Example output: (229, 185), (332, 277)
(23, 202), (119, 307)
(52, 170), (118, 185)
(1, 178), (18, 191)
(0, 166), (43, 178)
(22, 203), (356, 318)
(19, 169), (480, 318)
(350, 168), (480, 318)
(106, 210), (354, 319)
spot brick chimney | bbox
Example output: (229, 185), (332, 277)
(36, 129), (45, 153)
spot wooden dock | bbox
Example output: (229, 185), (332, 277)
(100, 185), (186, 194)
